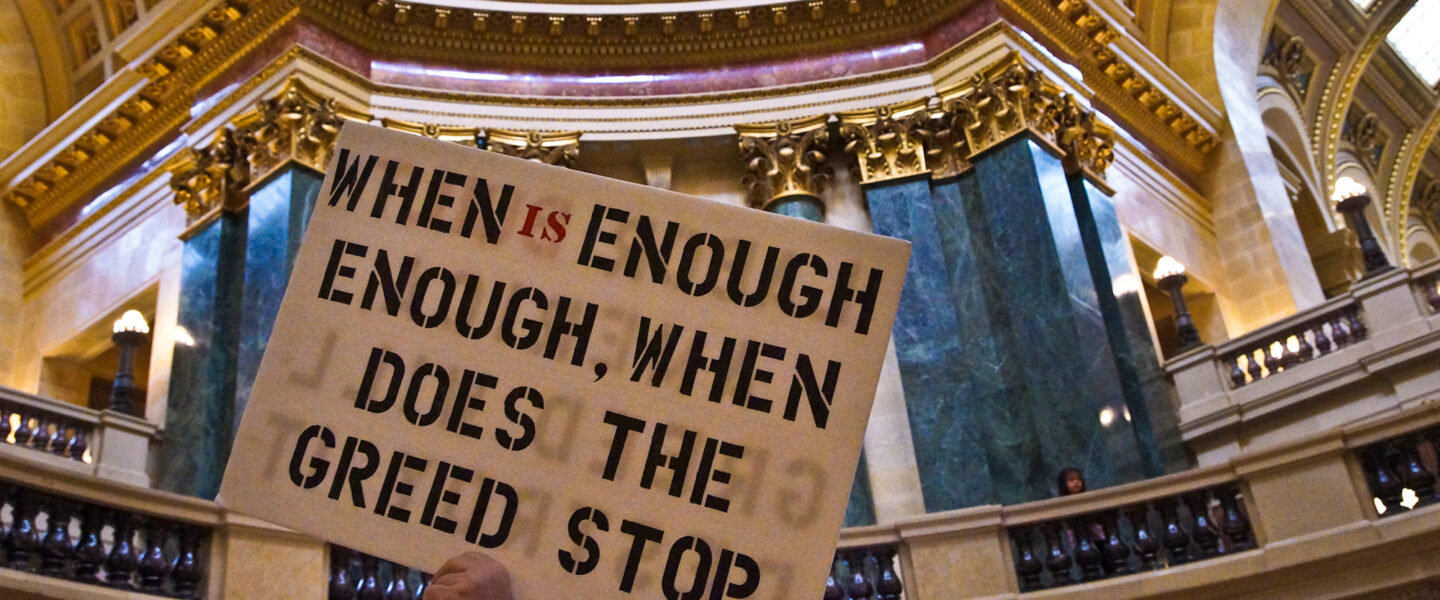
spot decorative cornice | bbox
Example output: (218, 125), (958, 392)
(1262, 27), (1316, 106)
(3, 0), (298, 229)
(301, 0), (976, 71)
(997, 0), (1216, 173)
(1342, 108), (1387, 172)
(736, 115), (832, 209)
(484, 130), (582, 169)
(837, 99), (932, 184)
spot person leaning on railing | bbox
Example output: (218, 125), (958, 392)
(424, 553), (514, 600)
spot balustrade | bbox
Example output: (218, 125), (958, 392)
(1356, 422), (1440, 517)
(0, 477), (210, 597)
(0, 387), (99, 464)
(1220, 301), (1366, 388)
(824, 543), (904, 600)
(328, 545), (431, 600)
(1007, 483), (1255, 592)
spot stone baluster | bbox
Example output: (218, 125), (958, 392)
(823, 567), (844, 600)
(1125, 505), (1160, 571)
(1099, 512), (1130, 575)
(1043, 525), (1073, 586)
(1313, 320), (1333, 355)
(1396, 436), (1437, 507)
(7, 490), (41, 571)
(172, 527), (203, 598)
(843, 550), (873, 600)
(873, 547), (903, 600)
(1279, 336), (1299, 369)
(1228, 354), (1247, 387)
(1263, 343), (1282, 376)
(415, 573), (430, 600)
(1246, 349), (1263, 382)
(1215, 486), (1254, 551)
(39, 500), (74, 576)
(1294, 328), (1314, 362)
(1012, 528), (1043, 591)
(358, 553), (383, 600)
(1070, 520), (1104, 581)
(1364, 449), (1406, 513)
(69, 428), (88, 461)
(0, 407), (10, 441)
(1157, 498), (1191, 566)
(31, 418), (51, 452)
(51, 422), (73, 457)
(137, 520), (171, 594)
(386, 563), (414, 600)
(330, 546), (357, 600)
(15, 415), (35, 447)
(105, 514), (139, 588)
(74, 506), (105, 583)
(1183, 492), (1221, 558)
(1345, 308), (1367, 341)
(1329, 315), (1349, 348)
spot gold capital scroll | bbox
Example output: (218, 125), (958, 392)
(485, 129), (582, 169)
(735, 115), (832, 209)
(837, 99), (933, 184)
(169, 128), (249, 233)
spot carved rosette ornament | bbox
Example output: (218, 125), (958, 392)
(837, 99), (932, 184)
(736, 115), (831, 209)
(485, 130), (582, 169)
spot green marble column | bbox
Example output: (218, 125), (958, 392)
(159, 212), (247, 499)
(234, 166), (324, 426)
(762, 191), (876, 526)
(1067, 175), (1190, 474)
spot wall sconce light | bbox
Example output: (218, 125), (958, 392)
(1331, 176), (1393, 278)
(1154, 256), (1202, 350)
(110, 310), (149, 414)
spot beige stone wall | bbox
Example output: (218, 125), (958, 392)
(0, 201), (34, 386)
(0, 0), (46, 388)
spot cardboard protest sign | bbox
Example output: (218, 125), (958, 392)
(218, 123), (910, 599)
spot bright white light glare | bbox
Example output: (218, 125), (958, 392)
(1349, 0), (1375, 9)
(1099, 407), (1116, 427)
(1403, 488), (1420, 509)
(113, 309), (150, 334)
(1375, 497), (1386, 514)
(1332, 176), (1367, 202)
(1153, 256), (1185, 280)
(1123, 407), (1132, 422)
(1387, 0), (1440, 85)
(174, 326), (196, 347)
(1112, 273), (1141, 296)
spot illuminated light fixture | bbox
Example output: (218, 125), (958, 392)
(110, 310), (150, 414)
(1153, 256), (1202, 350)
(1331, 176), (1393, 277)
(174, 326), (196, 347)
(1099, 407), (1116, 427)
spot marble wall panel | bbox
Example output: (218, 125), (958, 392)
(159, 214), (247, 499)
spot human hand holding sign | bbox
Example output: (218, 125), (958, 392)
(424, 553), (513, 600)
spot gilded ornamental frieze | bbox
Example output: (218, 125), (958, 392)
(485, 130), (582, 169)
(837, 100), (932, 184)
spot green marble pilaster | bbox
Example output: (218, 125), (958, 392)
(767, 195), (826, 222)
(969, 139), (1147, 495)
(1067, 175), (1190, 474)
(864, 176), (995, 511)
(159, 213), (247, 499)
(234, 166), (324, 425)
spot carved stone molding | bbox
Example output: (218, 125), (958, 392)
(169, 79), (347, 233)
(736, 115), (832, 209)
(837, 99), (932, 184)
(484, 130), (582, 168)
(1263, 28), (1316, 103)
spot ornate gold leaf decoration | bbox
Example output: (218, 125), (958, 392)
(837, 99), (932, 184)
(485, 130), (582, 168)
(1262, 29), (1315, 103)
(169, 129), (249, 227)
(1342, 109), (1387, 172)
(736, 115), (831, 209)
(233, 81), (348, 184)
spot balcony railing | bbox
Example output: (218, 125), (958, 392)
(1217, 294), (1367, 389)
(827, 533), (904, 600)
(1006, 477), (1254, 591)
(0, 386), (100, 463)
(1355, 420), (1440, 517)
(327, 546), (431, 600)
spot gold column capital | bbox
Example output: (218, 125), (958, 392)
(735, 115), (832, 210)
(836, 99), (932, 184)
(232, 79), (348, 187)
(485, 129), (582, 169)
(169, 128), (249, 236)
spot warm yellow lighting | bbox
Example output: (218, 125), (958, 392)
(1099, 407), (1116, 427)
(113, 309), (150, 335)
(1153, 256), (1185, 280)
(1332, 176), (1367, 202)
(174, 326), (196, 347)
